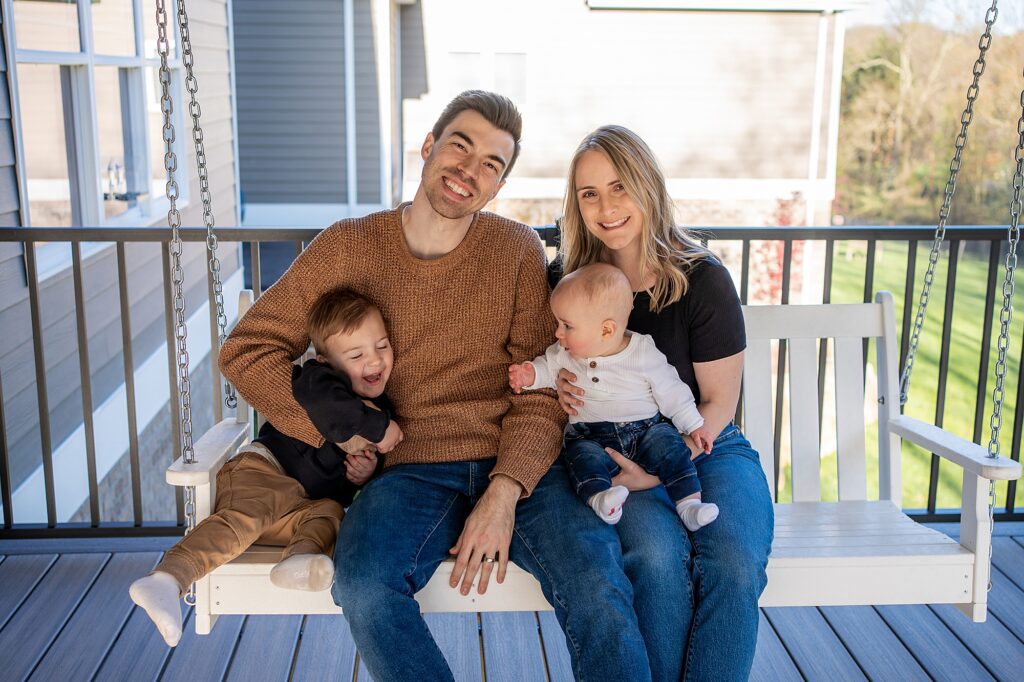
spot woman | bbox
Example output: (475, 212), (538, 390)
(553, 125), (774, 681)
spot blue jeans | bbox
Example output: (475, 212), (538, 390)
(563, 415), (701, 503)
(615, 423), (774, 681)
(331, 459), (652, 681)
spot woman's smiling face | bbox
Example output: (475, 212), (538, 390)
(573, 150), (644, 255)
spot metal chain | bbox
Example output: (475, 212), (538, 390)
(899, 1), (999, 405)
(175, 0), (237, 409)
(983, 70), (1024, 592)
(156, 0), (197, 607)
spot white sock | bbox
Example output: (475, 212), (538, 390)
(270, 553), (335, 592)
(676, 498), (719, 531)
(588, 485), (629, 525)
(129, 571), (183, 647)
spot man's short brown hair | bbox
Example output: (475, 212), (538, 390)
(307, 289), (381, 355)
(431, 90), (522, 180)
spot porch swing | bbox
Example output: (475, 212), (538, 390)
(161, 0), (1022, 636)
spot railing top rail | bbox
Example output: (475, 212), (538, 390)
(0, 225), (1015, 243)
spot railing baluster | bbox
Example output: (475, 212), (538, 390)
(162, 243), (185, 526)
(927, 240), (960, 514)
(117, 243), (144, 526)
(208, 261), (224, 423)
(1006, 317), (1024, 514)
(251, 241), (262, 299)
(818, 239), (835, 437)
(772, 239), (794, 498)
(24, 241), (57, 527)
(862, 239), (877, 375)
(71, 243), (100, 526)
(739, 239), (750, 305)
(0, 370), (12, 529)
(899, 240), (919, 372)
(974, 240), (1001, 444)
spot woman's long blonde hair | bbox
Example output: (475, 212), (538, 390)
(559, 125), (711, 312)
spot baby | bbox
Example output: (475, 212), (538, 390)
(129, 288), (401, 646)
(509, 263), (719, 530)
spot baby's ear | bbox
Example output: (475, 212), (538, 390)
(601, 319), (618, 337)
(315, 353), (328, 364)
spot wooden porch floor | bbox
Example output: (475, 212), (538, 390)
(1, 523), (1023, 681)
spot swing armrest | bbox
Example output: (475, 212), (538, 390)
(166, 419), (252, 487)
(889, 415), (1022, 481)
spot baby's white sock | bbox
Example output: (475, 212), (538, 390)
(588, 485), (630, 525)
(128, 571), (183, 647)
(676, 498), (719, 531)
(270, 553), (335, 592)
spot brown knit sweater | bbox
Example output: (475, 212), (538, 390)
(219, 207), (566, 495)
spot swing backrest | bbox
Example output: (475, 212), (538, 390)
(740, 292), (902, 505)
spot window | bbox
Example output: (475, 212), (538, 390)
(11, 0), (188, 227)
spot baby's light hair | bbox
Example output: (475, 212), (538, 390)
(307, 289), (383, 356)
(552, 263), (633, 325)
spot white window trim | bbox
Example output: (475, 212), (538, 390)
(10, 0), (190, 231)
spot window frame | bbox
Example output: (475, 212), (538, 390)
(7, 0), (191, 230)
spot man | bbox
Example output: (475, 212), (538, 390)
(220, 91), (652, 680)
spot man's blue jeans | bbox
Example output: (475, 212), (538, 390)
(331, 459), (653, 681)
(616, 423), (774, 681)
(563, 415), (701, 504)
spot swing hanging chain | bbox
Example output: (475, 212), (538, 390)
(175, 0), (237, 410)
(899, 1), (999, 406)
(156, 0), (197, 608)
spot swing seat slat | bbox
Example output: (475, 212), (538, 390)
(172, 291), (1021, 634)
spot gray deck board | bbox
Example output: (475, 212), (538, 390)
(225, 614), (303, 682)
(96, 606), (188, 681)
(425, 612), (483, 681)
(819, 605), (928, 680)
(876, 604), (994, 681)
(481, 612), (547, 682)
(750, 610), (801, 681)
(538, 611), (574, 682)
(931, 603), (1024, 681)
(290, 615), (358, 681)
(0, 552), (108, 680)
(763, 607), (866, 680)
(0, 553), (56, 630)
(159, 613), (245, 682)
(29, 552), (161, 682)
(0, 529), (1021, 680)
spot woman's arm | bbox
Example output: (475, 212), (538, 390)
(688, 350), (744, 454)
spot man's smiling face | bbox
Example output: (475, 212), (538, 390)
(420, 109), (515, 219)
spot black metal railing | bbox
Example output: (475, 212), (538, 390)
(0, 225), (1020, 538)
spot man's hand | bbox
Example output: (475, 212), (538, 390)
(689, 426), (713, 454)
(375, 420), (404, 453)
(555, 368), (584, 416)
(607, 447), (661, 491)
(508, 363), (536, 394)
(448, 474), (521, 595)
(345, 449), (378, 484)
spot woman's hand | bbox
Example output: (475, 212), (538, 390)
(607, 447), (661, 491)
(345, 449), (378, 484)
(555, 368), (585, 416)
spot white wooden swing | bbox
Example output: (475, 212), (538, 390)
(158, 0), (1023, 635)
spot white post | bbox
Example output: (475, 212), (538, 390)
(875, 292), (902, 506)
(957, 471), (990, 622)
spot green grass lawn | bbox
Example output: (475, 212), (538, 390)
(770, 239), (1021, 511)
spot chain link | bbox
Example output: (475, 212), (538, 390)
(174, 0), (237, 409)
(156, 0), (198, 608)
(899, 1), (999, 405)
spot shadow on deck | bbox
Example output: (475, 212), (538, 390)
(1, 523), (1023, 681)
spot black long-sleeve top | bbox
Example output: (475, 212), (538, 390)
(253, 359), (394, 506)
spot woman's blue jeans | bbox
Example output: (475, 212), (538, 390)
(617, 423), (774, 681)
(331, 458), (653, 682)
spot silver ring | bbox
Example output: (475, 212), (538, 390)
(482, 556), (497, 563)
